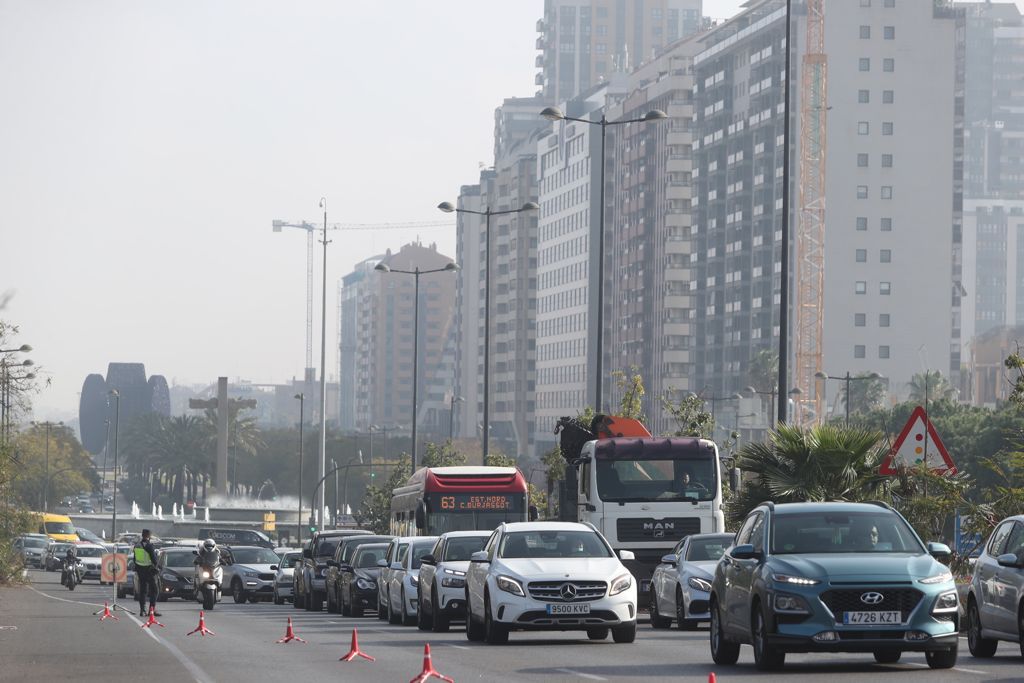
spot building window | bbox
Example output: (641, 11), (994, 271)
(884, 26), (895, 39)
(860, 25), (871, 39)
(857, 185), (869, 199)
(880, 249), (891, 263)
(882, 154), (893, 167)
(859, 58), (871, 72)
(858, 121), (870, 135)
(881, 217), (892, 231)
(856, 281), (867, 295)
(883, 58), (894, 72)
(879, 313), (891, 327)
(884, 0), (895, 6)
(857, 216), (868, 231)
(880, 281), (892, 295)
(858, 89), (870, 103)
(855, 313), (866, 327)
(881, 185), (893, 199)
(879, 345), (890, 359)
(882, 121), (893, 135)
(858, 153), (869, 167)
(856, 249), (868, 262)
(883, 89), (894, 103)
(855, 345), (866, 359)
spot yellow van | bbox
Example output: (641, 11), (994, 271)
(38, 513), (80, 542)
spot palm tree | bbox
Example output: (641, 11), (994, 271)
(728, 423), (892, 526)
(747, 349), (778, 393)
(202, 405), (264, 495)
(841, 373), (888, 417)
(146, 415), (208, 505)
(907, 370), (956, 404)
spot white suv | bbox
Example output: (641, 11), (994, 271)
(464, 522), (637, 645)
(418, 530), (491, 632)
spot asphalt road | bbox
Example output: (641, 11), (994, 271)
(2, 569), (1021, 682)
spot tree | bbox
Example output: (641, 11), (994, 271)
(661, 392), (715, 439)
(728, 424), (892, 526)
(747, 349), (778, 393)
(841, 373), (888, 416)
(907, 370), (956, 404)
(357, 454), (412, 534)
(612, 368), (646, 421)
(8, 424), (97, 510)
(202, 404), (264, 495)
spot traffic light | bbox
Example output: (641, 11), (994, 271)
(308, 515), (317, 534)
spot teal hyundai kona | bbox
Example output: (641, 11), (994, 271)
(709, 501), (958, 670)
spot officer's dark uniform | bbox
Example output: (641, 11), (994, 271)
(133, 533), (159, 616)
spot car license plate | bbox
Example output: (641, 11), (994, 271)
(640, 579), (652, 594)
(843, 611), (901, 625)
(546, 603), (591, 615)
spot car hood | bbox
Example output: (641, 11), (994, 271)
(685, 561), (718, 579)
(495, 557), (626, 580)
(276, 568), (295, 577)
(234, 563), (276, 574)
(354, 567), (381, 581)
(440, 560), (471, 573)
(770, 553), (948, 582)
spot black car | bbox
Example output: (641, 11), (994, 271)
(339, 543), (389, 618)
(155, 548), (197, 601)
(44, 542), (73, 572)
(325, 534), (395, 615)
(294, 529), (371, 611)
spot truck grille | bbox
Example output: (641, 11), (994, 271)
(616, 517), (701, 543)
(820, 588), (923, 623)
(527, 580), (607, 602)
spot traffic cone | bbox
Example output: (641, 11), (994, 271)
(186, 611), (215, 636)
(339, 628), (375, 662)
(409, 643), (454, 683)
(276, 617), (307, 644)
(708, 674), (716, 683)
(140, 605), (165, 629)
(97, 602), (119, 622)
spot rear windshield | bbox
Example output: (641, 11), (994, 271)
(771, 511), (924, 554)
(443, 536), (487, 562)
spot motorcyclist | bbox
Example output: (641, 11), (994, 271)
(61, 545), (78, 586)
(195, 538), (221, 569)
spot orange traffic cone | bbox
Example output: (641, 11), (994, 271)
(140, 605), (165, 629)
(186, 610), (215, 636)
(276, 617), (307, 644)
(97, 601), (119, 622)
(409, 643), (454, 683)
(339, 628), (375, 662)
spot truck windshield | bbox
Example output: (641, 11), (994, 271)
(596, 457), (716, 503)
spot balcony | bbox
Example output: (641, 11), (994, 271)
(666, 183), (692, 200)
(664, 294), (693, 310)
(667, 131), (691, 147)
(667, 156), (692, 173)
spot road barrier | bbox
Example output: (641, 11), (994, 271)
(409, 643), (454, 683)
(340, 628), (375, 662)
(140, 606), (164, 629)
(96, 602), (119, 622)
(276, 617), (306, 643)
(186, 611), (215, 637)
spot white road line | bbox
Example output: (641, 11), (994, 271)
(446, 644), (471, 650)
(902, 661), (985, 675)
(554, 668), (607, 681)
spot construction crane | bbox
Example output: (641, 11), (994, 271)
(794, 0), (828, 424)
(271, 218), (454, 383)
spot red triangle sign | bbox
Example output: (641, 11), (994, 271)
(879, 406), (957, 475)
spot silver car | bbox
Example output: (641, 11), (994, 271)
(13, 535), (48, 568)
(386, 536), (438, 626)
(274, 551), (302, 605)
(376, 537), (413, 623)
(222, 546), (281, 603)
(649, 533), (732, 629)
(966, 514), (1024, 657)
(417, 531), (490, 632)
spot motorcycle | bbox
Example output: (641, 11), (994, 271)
(62, 559), (82, 591)
(194, 562), (223, 610)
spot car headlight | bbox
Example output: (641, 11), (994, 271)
(771, 573), (820, 586)
(244, 570), (259, 578)
(201, 570), (211, 579)
(687, 576), (713, 593)
(496, 575), (525, 596)
(356, 578), (376, 590)
(161, 572), (177, 582)
(441, 577), (466, 588)
(773, 592), (811, 614)
(318, 568), (329, 577)
(932, 590), (958, 613)
(609, 573), (633, 596)
(919, 571), (953, 585)
(443, 568), (466, 577)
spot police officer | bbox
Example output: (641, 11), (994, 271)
(133, 529), (160, 617)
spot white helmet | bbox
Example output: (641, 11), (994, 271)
(202, 539), (216, 551)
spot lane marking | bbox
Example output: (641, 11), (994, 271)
(446, 644), (471, 650)
(902, 661), (986, 675)
(554, 668), (607, 681)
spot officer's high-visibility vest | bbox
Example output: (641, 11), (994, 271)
(133, 545), (152, 568)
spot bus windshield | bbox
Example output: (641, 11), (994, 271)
(596, 456), (717, 503)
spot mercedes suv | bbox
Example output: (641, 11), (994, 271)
(709, 501), (958, 670)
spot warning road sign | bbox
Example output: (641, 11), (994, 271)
(101, 553), (128, 584)
(879, 406), (957, 475)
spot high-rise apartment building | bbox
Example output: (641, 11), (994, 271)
(338, 256), (381, 430)
(536, 0), (703, 103)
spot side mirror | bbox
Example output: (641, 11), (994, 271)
(415, 499), (427, 530)
(420, 554), (436, 566)
(927, 542), (952, 559)
(470, 551), (490, 563)
(660, 553), (678, 566)
(529, 505), (539, 521)
(376, 559), (388, 568)
(996, 553), (1022, 568)
(270, 565), (278, 571)
(730, 544), (760, 561)
(619, 550), (635, 561)
(302, 548), (312, 559)
(390, 561), (403, 571)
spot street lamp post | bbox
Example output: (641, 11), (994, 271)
(689, 391), (743, 421)
(539, 105), (667, 412)
(32, 420), (62, 512)
(109, 390), (120, 543)
(375, 261), (460, 471)
(316, 198), (330, 532)
(814, 371), (883, 426)
(294, 393), (304, 545)
(0, 346), (33, 446)
(438, 200), (538, 460)
(448, 394), (464, 443)
(743, 386), (778, 428)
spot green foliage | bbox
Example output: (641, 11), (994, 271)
(8, 424), (97, 510)
(907, 370), (956, 404)
(357, 454), (412, 535)
(747, 349), (778, 393)
(841, 373), (888, 416)
(421, 441), (467, 468)
(612, 368), (646, 421)
(1006, 348), (1024, 407)
(661, 392), (715, 439)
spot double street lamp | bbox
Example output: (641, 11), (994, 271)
(814, 371), (883, 426)
(539, 105), (667, 412)
(438, 200), (538, 460)
(375, 261), (459, 471)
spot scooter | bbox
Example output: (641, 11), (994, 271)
(194, 562), (223, 610)
(62, 559), (82, 591)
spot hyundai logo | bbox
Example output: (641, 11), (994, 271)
(860, 592), (884, 605)
(560, 583), (578, 600)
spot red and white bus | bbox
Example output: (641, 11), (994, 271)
(390, 466), (533, 536)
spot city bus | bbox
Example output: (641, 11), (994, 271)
(390, 466), (534, 536)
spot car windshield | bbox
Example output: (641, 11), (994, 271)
(231, 548), (280, 564)
(44, 521), (76, 535)
(771, 511), (925, 554)
(686, 537), (732, 562)
(49, 543), (71, 554)
(341, 537), (387, 564)
(596, 457), (716, 503)
(23, 538), (47, 548)
(499, 530), (612, 559)
(409, 541), (435, 569)
(76, 546), (104, 557)
(316, 540), (339, 558)
(443, 536), (487, 561)
(353, 545), (387, 568)
(164, 552), (195, 568)
(279, 552), (301, 568)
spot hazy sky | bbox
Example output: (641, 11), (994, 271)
(1, 0), (764, 420)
